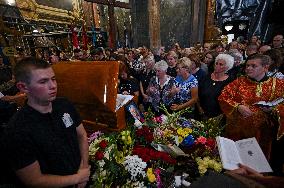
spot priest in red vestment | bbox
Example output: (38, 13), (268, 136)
(218, 54), (284, 160)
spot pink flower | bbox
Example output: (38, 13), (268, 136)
(155, 168), (162, 188)
(155, 116), (163, 123)
(196, 136), (207, 144)
(88, 131), (103, 143)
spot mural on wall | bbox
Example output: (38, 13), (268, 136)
(17, 0), (83, 24)
(35, 0), (73, 11)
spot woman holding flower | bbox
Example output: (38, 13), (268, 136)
(144, 60), (176, 115)
(170, 57), (198, 118)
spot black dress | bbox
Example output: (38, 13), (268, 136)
(118, 78), (139, 95)
(198, 75), (233, 118)
(166, 66), (177, 77)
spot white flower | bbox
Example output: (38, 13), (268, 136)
(123, 155), (147, 180)
(89, 141), (100, 156)
(175, 176), (182, 187)
(161, 114), (168, 123)
(98, 160), (105, 168)
(101, 170), (107, 177)
(190, 119), (204, 128)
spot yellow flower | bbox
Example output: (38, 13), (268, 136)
(203, 157), (210, 162)
(147, 168), (156, 183)
(187, 128), (193, 134)
(198, 166), (207, 175)
(177, 128), (183, 135)
(207, 160), (215, 168)
(178, 136), (184, 143)
(115, 151), (124, 164)
(213, 162), (223, 172)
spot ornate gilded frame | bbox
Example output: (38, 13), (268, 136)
(16, 0), (83, 24)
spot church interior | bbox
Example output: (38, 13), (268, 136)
(1, 0), (284, 187)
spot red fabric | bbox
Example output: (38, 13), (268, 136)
(82, 24), (88, 50)
(71, 26), (79, 49)
(218, 76), (284, 158)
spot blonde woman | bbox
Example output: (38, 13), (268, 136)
(171, 57), (198, 118)
(166, 51), (178, 77)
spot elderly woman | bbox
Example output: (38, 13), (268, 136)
(144, 60), (176, 115)
(170, 57), (198, 118)
(198, 54), (234, 118)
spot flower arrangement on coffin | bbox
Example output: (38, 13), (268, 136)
(88, 105), (224, 187)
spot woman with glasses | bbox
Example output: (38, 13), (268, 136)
(170, 57), (198, 118)
(198, 54), (234, 119)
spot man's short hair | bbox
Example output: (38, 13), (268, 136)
(246, 44), (259, 52)
(247, 54), (271, 67)
(14, 57), (51, 83)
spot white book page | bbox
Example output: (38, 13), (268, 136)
(254, 97), (284, 107)
(236, 137), (272, 173)
(0, 92), (4, 98)
(115, 94), (133, 111)
(216, 136), (242, 170)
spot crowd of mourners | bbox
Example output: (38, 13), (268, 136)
(1, 34), (284, 186)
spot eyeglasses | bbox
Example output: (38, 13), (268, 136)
(205, 56), (213, 59)
(176, 66), (187, 70)
(215, 62), (226, 66)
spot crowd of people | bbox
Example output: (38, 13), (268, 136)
(0, 34), (284, 187)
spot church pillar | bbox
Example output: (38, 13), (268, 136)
(148, 0), (161, 50)
(108, 0), (116, 49)
(131, 0), (149, 47)
(92, 3), (100, 27)
(190, 0), (206, 46)
(204, 0), (216, 42)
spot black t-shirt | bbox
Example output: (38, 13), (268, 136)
(2, 97), (82, 186)
(167, 66), (177, 78)
(139, 70), (156, 91)
(118, 78), (139, 95)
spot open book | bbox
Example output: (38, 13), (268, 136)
(216, 136), (272, 173)
(254, 97), (284, 107)
(115, 94), (133, 112)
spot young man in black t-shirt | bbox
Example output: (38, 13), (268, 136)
(1, 57), (90, 187)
